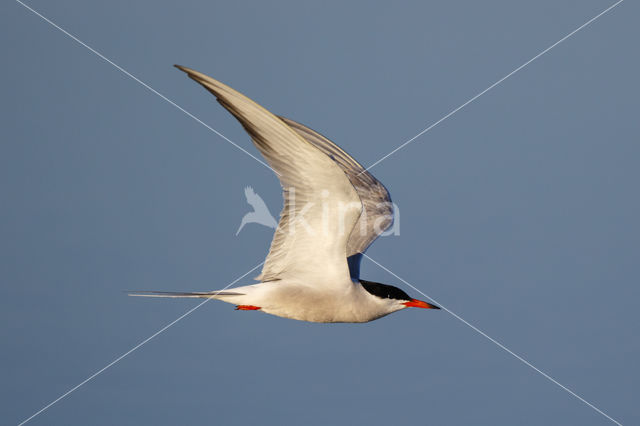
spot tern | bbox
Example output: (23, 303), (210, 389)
(130, 66), (440, 322)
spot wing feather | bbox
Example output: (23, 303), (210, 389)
(176, 66), (362, 283)
(279, 116), (394, 257)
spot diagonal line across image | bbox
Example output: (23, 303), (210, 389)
(17, 261), (265, 426)
(13, 1), (626, 425)
(363, 254), (623, 425)
(361, 0), (624, 174)
(15, 0), (276, 175)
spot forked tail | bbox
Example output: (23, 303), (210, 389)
(128, 290), (244, 299)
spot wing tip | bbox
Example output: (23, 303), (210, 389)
(174, 64), (209, 85)
(174, 64), (189, 73)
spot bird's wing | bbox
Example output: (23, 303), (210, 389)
(176, 66), (362, 284)
(278, 116), (393, 257)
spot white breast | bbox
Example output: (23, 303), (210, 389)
(219, 281), (405, 323)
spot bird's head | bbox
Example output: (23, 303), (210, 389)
(359, 280), (440, 310)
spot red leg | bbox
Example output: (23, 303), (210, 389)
(235, 305), (261, 311)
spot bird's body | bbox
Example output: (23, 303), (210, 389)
(221, 280), (405, 323)
(130, 66), (439, 323)
(140, 278), (412, 323)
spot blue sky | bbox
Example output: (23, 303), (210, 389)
(1, 1), (638, 425)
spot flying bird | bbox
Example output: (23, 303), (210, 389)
(236, 186), (277, 235)
(130, 66), (439, 322)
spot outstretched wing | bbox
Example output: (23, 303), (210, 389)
(176, 66), (362, 284)
(279, 116), (393, 257)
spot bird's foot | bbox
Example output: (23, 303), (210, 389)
(235, 305), (261, 311)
